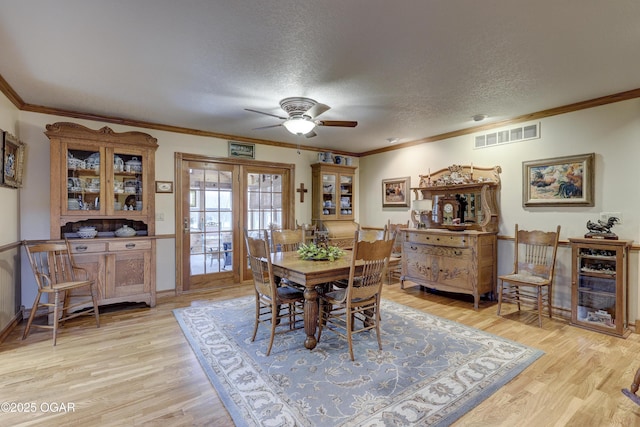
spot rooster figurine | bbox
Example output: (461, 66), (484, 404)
(585, 216), (619, 239)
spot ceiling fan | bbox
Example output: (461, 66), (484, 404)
(245, 97), (357, 138)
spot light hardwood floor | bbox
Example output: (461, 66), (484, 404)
(2, 281), (640, 426)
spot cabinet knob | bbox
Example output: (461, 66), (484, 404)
(125, 243), (136, 249)
(75, 245), (88, 252)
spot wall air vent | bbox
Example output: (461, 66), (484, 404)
(474, 122), (540, 149)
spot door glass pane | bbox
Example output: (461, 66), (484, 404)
(246, 172), (284, 240)
(190, 168), (234, 274)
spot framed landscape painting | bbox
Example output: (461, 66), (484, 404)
(382, 176), (410, 208)
(523, 153), (594, 207)
(228, 141), (255, 159)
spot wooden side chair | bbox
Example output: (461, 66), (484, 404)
(317, 231), (395, 361)
(22, 240), (100, 346)
(244, 230), (304, 356)
(386, 220), (408, 284)
(497, 224), (561, 327)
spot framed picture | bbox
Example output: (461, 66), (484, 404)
(382, 176), (410, 208)
(3, 132), (25, 188)
(523, 153), (594, 207)
(155, 180), (173, 193)
(228, 141), (255, 159)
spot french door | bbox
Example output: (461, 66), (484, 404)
(175, 153), (294, 293)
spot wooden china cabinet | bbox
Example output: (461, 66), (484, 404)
(311, 163), (358, 247)
(46, 122), (158, 307)
(401, 165), (501, 309)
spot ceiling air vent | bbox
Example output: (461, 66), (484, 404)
(474, 122), (540, 149)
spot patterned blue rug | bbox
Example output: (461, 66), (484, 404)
(173, 296), (543, 426)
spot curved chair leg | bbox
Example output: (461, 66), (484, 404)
(251, 295), (260, 342)
(266, 304), (277, 356)
(91, 284), (100, 328)
(537, 287), (543, 328)
(496, 280), (503, 315)
(52, 291), (61, 346)
(346, 305), (354, 361)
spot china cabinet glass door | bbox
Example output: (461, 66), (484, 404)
(66, 146), (103, 214)
(339, 174), (353, 218)
(113, 150), (145, 213)
(321, 173), (337, 218)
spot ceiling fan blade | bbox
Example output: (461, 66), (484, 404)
(252, 124), (282, 130)
(317, 120), (358, 128)
(245, 108), (288, 120)
(304, 103), (330, 119)
(304, 130), (317, 138)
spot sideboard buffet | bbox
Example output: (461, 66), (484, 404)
(401, 165), (501, 309)
(46, 122), (158, 307)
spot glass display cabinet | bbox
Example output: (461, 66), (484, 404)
(311, 163), (356, 223)
(46, 122), (158, 307)
(569, 237), (632, 337)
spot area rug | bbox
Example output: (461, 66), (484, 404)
(173, 296), (543, 426)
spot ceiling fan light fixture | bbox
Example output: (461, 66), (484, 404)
(282, 116), (316, 135)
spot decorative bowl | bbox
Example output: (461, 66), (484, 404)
(443, 224), (471, 232)
(77, 229), (97, 239)
(115, 225), (136, 237)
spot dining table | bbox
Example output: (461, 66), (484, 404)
(270, 250), (358, 350)
(270, 250), (398, 350)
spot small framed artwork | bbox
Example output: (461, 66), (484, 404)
(228, 141), (255, 159)
(382, 176), (411, 208)
(523, 153), (594, 207)
(155, 181), (173, 193)
(3, 132), (25, 188)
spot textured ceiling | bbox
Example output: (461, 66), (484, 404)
(0, 1), (639, 154)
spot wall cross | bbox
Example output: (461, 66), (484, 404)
(296, 182), (308, 202)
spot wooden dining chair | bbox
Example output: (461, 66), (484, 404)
(269, 228), (307, 289)
(356, 224), (388, 242)
(332, 225), (390, 290)
(22, 239), (100, 346)
(497, 224), (561, 327)
(317, 231), (395, 361)
(244, 230), (305, 356)
(270, 228), (306, 253)
(386, 220), (408, 284)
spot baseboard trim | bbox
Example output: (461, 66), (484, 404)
(0, 307), (24, 343)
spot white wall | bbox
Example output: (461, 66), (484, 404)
(359, 98), (640, 321)
(11, 96), (640, 324)
(0, 92), (20, 245)
(16, 111), (359, 303)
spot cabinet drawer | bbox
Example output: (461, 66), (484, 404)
(403, 242), (471, 258)
(109, 240), (152, 252)
(406, 232), (468, 247)
(69, 241), (108, 254)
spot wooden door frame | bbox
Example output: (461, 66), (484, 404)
(174, 152), (295, 294)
